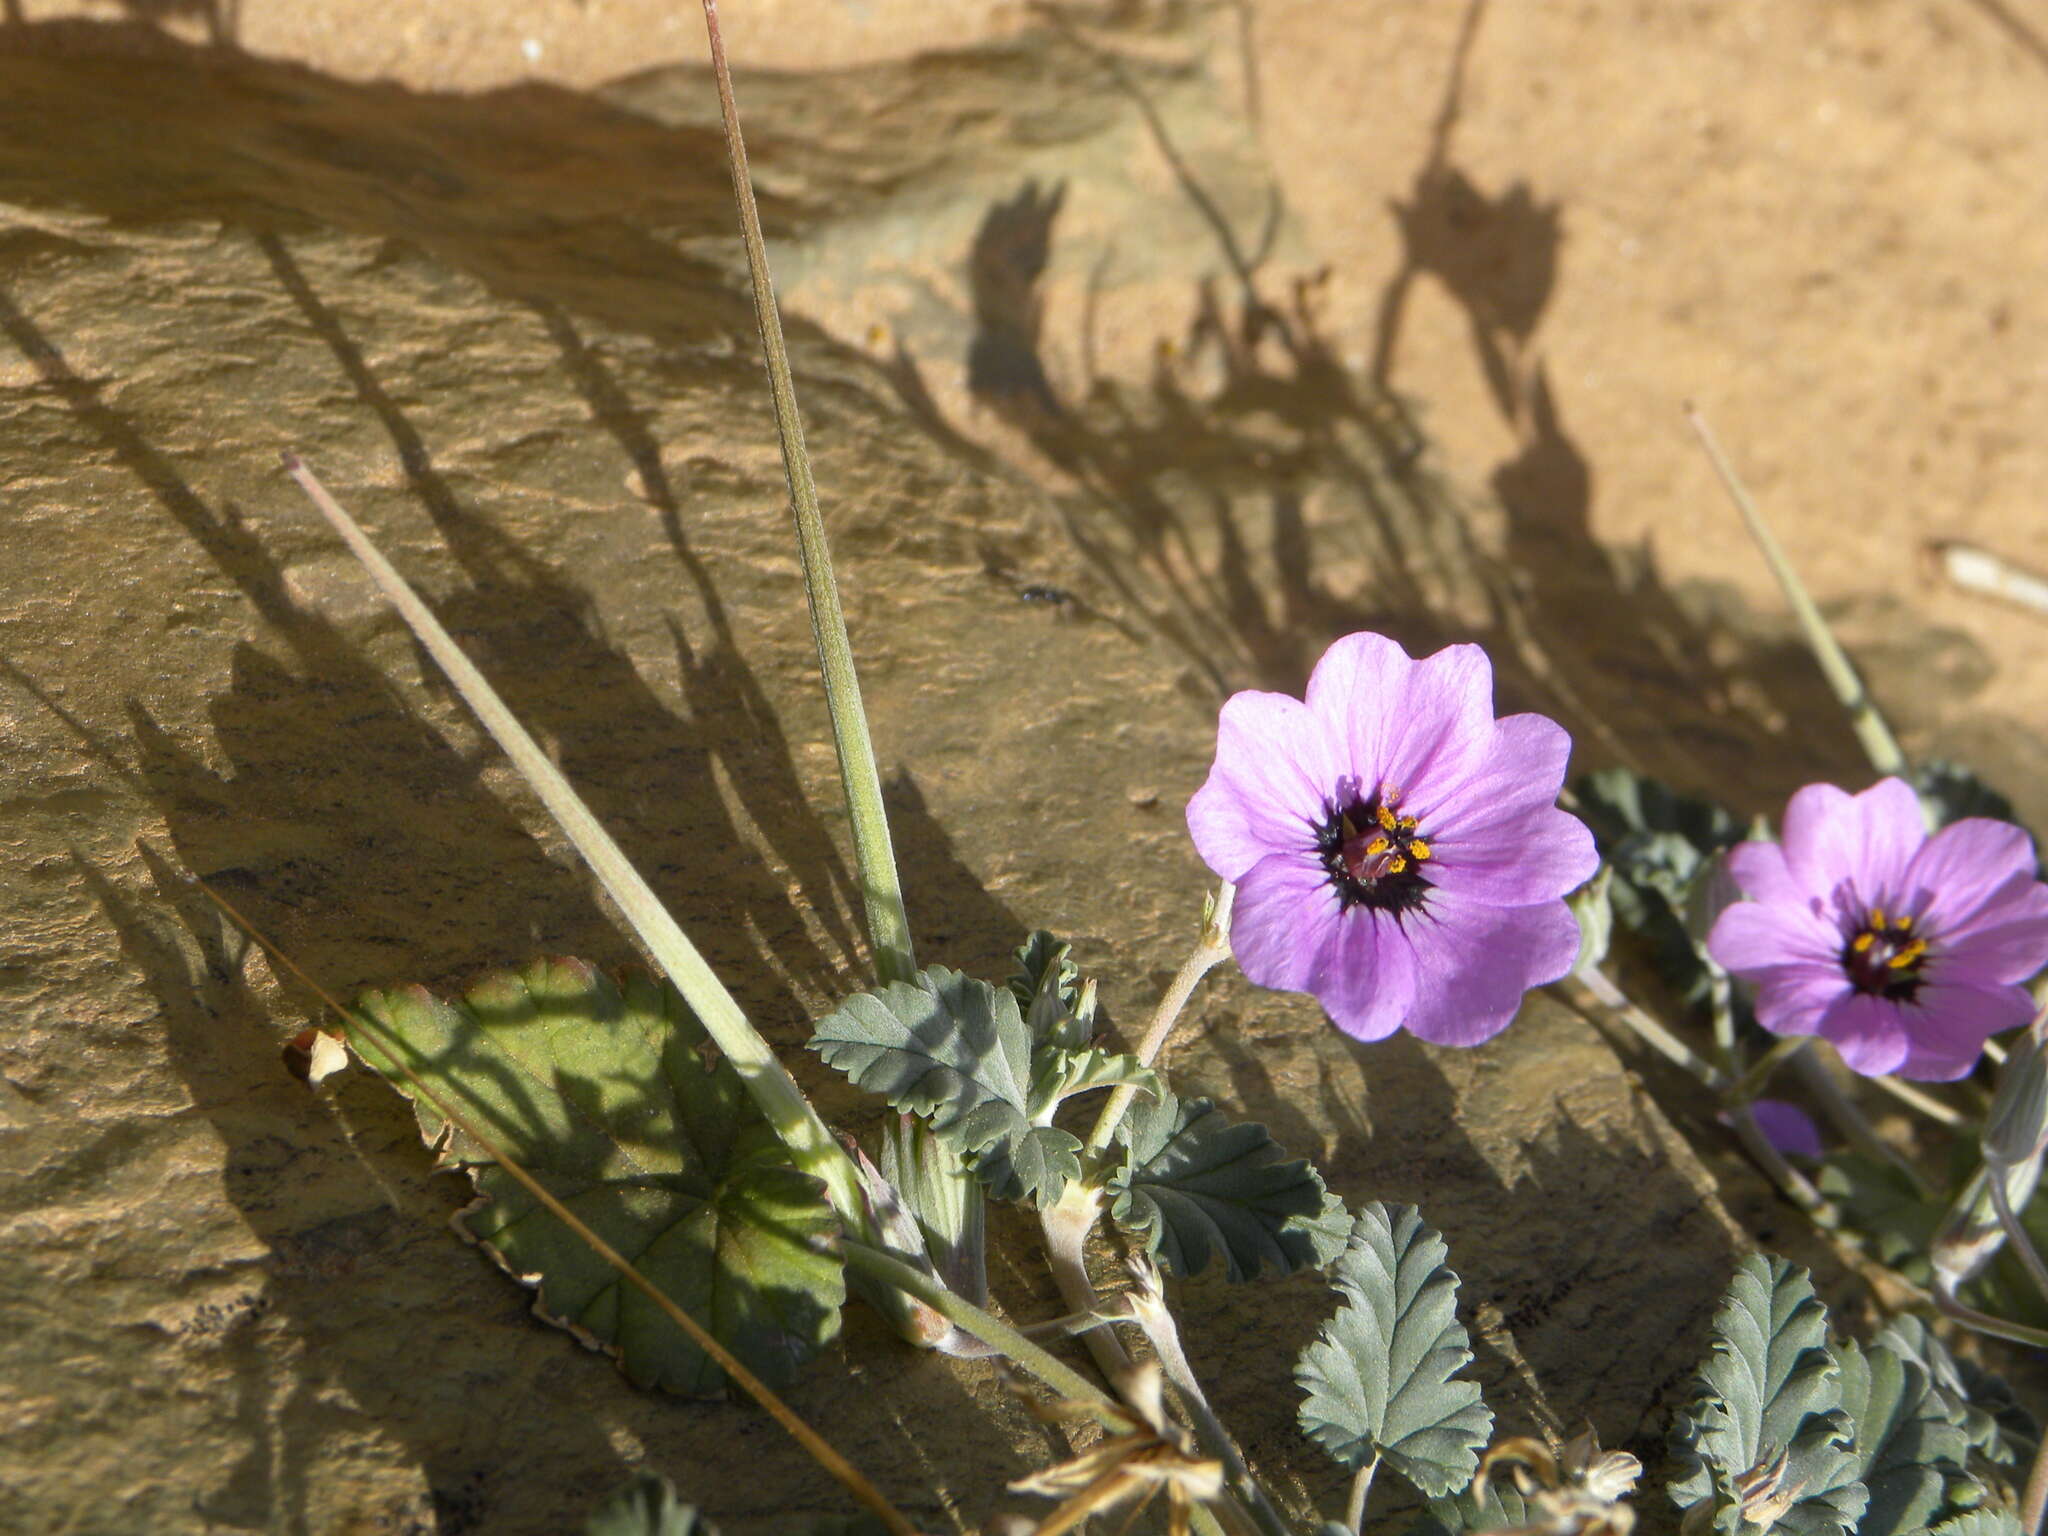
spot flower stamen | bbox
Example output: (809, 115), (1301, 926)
(1841, 905), (1929, 1002)
(1319, 777), (1433, 915)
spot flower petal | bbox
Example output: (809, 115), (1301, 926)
(1935, 878), (2048, 986)
(1228, 849), (1343, 994)
(1395, 892), (1581, 1046)
(1781, 777), (1922, 920)
(1412, 713), (1573, 831)
(1706, 901), (1837, 980)
(1311, 908), (1419, 1042)
(1894, 983), (2034, 1081)
(1813, 991), (1910, 1077)
(1420, 803), (1597, 905)
(1750, 961), (1852, 1039)
(1310, 635), (1494, 803)
(1187, 690), (1338, 881)
(1906, 817), (2042, 926)
(1744, 1100), (1825, 1160)
(1723, 841), (1811, 911)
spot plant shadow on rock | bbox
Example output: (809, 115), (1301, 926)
(0, 19), (1046, 1533)
(924, 0), (2038, 824)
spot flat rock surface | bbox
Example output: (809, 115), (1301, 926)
(1, 4), (2043, 1533)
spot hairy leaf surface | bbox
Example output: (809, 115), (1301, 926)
(808, 966), (1079, 1201)
(1834, 1339), (1970, 1536)
(1109, 1090), (1347, 1280)
(1670, 1256), (1865, 1536)
(1295, 1203), (1494, 1496)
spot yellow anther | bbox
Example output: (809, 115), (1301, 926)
(1409, 839), (1432, 861)
(1364, 836), (1391, 857)
(1376, 805), (1398, 832)
(1852, 931), (1876, 953)
(1895, 913), (1913, 932)
(1887, 939), (1928, 970)
(1385, 855), (1408, 875)
(1398, 815), (1419, 832)
(1870, 907), (1887, 929)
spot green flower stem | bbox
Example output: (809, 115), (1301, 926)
(699, 0), (914, 987)
(1570, 967), (1727, 1090)
(2024, 1424), (2048, 1536)
(1988, 1162), (2048, 1315)
(1710, 965), (1739, 1075)
(1685, 405), (1908, 780)
(1569, 967), (1842, 1222)
(838, 1237), (1126, 1429)
(1344, 1453), (1380, 1536)
(1789, 1043), (1934, 1199)
(1085, 882), (1235, 1158)
(201, 876), (916, 1536)
(282, 455), (869, 1231)
(1721, 1034), (1807, 1107)
(1932, 1275), (2048, 1350)
(1868, 1072), (1967, 1129)
(1125, 1265), (1297, 1536)
(1039, 1181), (1140, 1388)
(1724, 1101), (1841, 1226)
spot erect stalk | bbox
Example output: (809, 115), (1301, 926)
(1344, 1454), (1381, 1535)
(199, 876), (916, 1536)
(839, 1238), (1124, 1430)
(1123, 1263), (1297, 1536)
(282, 455), (869, 1230)
(1085, 882), (1235, 1156)
(699, 0), (916, 987)
(1684, 404), (1909, 781)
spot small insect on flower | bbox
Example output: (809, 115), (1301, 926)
(1186, 632), (1598, 1045)
(1706, 777), (2048, 1081)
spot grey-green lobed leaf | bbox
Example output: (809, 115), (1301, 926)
(1873, 1318), (2011, 1466)
(1834, 1338), (1971, 1536)
(1670, 1256), (1866, 1536)
(1294, 1203), (1494, 1497)
(1109, 1089), (1348, 1281)
(808, 966), (1076, 1202)
(349, 959), (843, 1397)
(1414, 1480), (1534, 1536)
(1009, 929), (1096, 1052)
(583, 1475), (892, 1536)
(586, 1475), (714, 1536)
(1028, 1047), (1161, 1118)
(1930, 1512), (2026, 1536)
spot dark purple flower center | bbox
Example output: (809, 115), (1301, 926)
(1317, 776), (1433, 915)
(1839, 906), (1929, 1002)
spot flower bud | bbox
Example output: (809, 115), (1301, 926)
(1982, 1033), (2048, 1169)
(1570, 867), (1616, 976)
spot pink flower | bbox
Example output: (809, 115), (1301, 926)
(1186, 632), (1598, 1045)
(1706, 778), (2048, 1081)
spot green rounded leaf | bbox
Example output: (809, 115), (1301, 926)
(349, 959), (843, 1397)
(1294, 1203), (1493, 1497)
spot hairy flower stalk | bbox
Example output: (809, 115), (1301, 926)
(1708, 777), (2048, 1080)
(1187, 632), (1598, 1041)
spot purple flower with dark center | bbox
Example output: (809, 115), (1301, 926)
(1186, 632), (1598, 1045)
(1706, 777), (2048, 1081)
